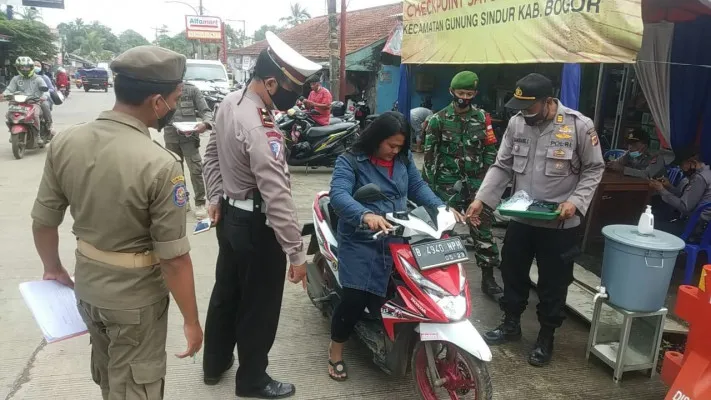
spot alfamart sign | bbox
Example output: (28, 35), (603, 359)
(401, 0), (644, 64)
(185, 15), (223, 41)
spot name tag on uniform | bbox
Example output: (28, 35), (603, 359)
(550, 140), (573, 148)
(513, 137), (530, 144)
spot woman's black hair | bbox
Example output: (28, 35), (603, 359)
(114, 74), (179, 106)
(352, 111), (411, 160)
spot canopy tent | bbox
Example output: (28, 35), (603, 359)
(634, 0), (711, 161)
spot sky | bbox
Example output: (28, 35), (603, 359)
(4, 0), (399, 41)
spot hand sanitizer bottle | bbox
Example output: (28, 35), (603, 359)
(638, 205), (654, 235)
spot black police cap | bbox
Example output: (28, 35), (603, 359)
(506, 73), (554, 110)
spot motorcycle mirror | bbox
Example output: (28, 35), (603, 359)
(353, 183), (384, 203)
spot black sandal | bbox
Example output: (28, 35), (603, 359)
(328, 360), (348, 381)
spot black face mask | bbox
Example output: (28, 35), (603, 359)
(268, 81), (299, 111)
(155, 97), (176, 132)
(683, 167), (697, 178)
(452, 93), (471, 109)
(523, 101), (548, 126)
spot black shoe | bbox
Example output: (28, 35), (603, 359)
(203, 355), (234, 385)
(235, 379), (296, 399)
(480, 270), (503, 300)
(483, 316), (522, 345)
(528, 332), (554, 367)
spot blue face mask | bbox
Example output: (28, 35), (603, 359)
(629, 151), (641, 158)
(34, 67), (41, 74)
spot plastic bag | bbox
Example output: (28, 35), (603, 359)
(498, 190), (533, 212)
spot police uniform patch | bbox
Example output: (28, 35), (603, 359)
(591, 134), (599, 147)
(170, 175), (185, 185)
(269, 139), (282, 159)
(514, 87), (523, 97)
(265, 131), (281, 140)
(173, 183), (188, 207)
(555, 114), (564, 124)
(555, 133), (572, 139)
(555, 161), (565, 170)
(559, 125), (572, 133)
(553, 149), (566, 158)
(259, 108), (274, 127)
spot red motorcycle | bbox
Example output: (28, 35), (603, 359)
(57, 83), (70, 99)
(303, 183), (493, 399)
(5, 92), (51, 159)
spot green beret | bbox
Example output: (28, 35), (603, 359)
(111, 45), (186, 84)
(450, 71), (479, 90)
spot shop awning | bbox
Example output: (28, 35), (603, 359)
(382, 23), (402, 57)
(345, 39), (386, 72)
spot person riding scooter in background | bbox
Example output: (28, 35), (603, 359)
(55, 67), (70, 97)
(326, 111), (466, 381)
(303, 74), (332, 126)
(34, 61), (56, 109)
(0, 57), (52, 145)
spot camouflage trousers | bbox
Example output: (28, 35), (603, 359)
(432, 183), (500, 270)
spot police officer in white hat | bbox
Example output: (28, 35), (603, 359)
(202, 32), (321, 398)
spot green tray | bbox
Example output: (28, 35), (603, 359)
(496, 205), (561, 221)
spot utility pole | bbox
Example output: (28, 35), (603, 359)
(339, 0), (346, 102)
(326, 0), (339, 101)
(151, 26), (168, 43)
(197, 0), (204, 59)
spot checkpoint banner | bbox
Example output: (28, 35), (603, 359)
(402, 0), (644, 64)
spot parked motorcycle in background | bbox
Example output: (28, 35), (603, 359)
(303, 182), (493, 400)
(4, 91), (52, 159)
(279, 106), (359, 168)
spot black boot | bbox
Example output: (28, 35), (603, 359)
(528, 330), (554, 367)
(483, 315), (522, 345)
(481, 267), (503, 301)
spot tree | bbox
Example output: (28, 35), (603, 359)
(79, 30), (106, 61)
(17, 7), (41, 21)
(253, 25), (283, 42)
(117, 29), (149, 53)
(0, 19), (57, 64)
(224, 24), (245, 49)
(57, 18), (87, 54)
(280, 3), (311, 27)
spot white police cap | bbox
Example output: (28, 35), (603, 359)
(265, 31), (322, 86)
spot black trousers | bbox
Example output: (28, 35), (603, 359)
(203, 199), (286, 392)
(499, 221), (578, 331)
(331, 288), (384, 343)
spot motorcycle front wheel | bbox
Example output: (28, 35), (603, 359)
(11, 134), (26, 159)
(411, 341), (492, 400)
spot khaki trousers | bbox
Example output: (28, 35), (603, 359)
(77, 297), (170, 400)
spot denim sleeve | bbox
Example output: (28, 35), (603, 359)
(406, 152), (444, 207)
(329, 155), (371, 226)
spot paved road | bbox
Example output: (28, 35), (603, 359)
(0, 89), (669, 399)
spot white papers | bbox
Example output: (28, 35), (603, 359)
(172, 122), (200, 133)
(19, 280), (88, 343)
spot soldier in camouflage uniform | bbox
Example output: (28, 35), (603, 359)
(422, 71), (503, 300)
(163, 82), (213, 219)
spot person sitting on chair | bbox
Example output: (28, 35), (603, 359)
(650, 147), (711, 239)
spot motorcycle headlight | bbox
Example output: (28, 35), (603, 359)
(400, 256), (467, 321)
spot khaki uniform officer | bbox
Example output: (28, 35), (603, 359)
(201, 32), (321, 399)
(163, 82), (213, 219)
(31, 45), (202, 400)
(468, 73), (604, 367)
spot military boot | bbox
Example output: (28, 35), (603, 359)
(481, 267), (503, 301)
(483, 315), (521, 345)
(528, 329), (555, 367)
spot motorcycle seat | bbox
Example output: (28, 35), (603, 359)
(365, 114), (380, 121)
(329, 117), (342, 124)
(308, 123), (354, 139)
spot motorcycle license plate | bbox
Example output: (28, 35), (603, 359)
(411, 238), (468, 270)
(8, 105), (26, 112)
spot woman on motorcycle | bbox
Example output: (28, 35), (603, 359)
(327, 111), (465, 380)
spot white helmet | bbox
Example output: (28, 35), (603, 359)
(57, 67), (66, 73)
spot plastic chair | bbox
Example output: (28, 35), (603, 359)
(604, 149), (626, 161)
(679, 202), (711, 285)
(667, 166), (683, 187)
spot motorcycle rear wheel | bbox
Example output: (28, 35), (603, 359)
(411, 341), (492, 400)
(11, 134), (25, 159)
